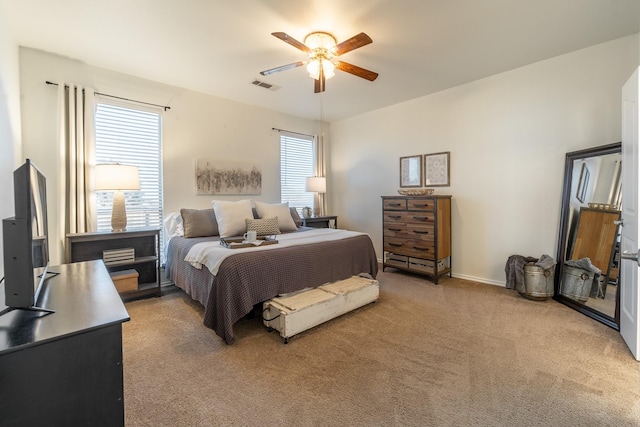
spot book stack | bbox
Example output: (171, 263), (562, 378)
(103, 248), (135, 266)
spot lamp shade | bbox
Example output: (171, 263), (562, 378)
(94, 164), (140, 232)
(305, 176), (326, 193)
(95, 164), (140, 191)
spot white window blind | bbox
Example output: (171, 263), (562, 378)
(280, 133), (315, 211)
(94, 102), (164, 241)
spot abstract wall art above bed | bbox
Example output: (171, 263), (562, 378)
(195, 159), (262, 195)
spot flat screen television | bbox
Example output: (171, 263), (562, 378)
(2, 159), (54, 314)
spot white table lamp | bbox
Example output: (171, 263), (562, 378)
(95, 164), (140, 232)
(305, 176), (326, 216)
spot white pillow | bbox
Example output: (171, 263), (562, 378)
(254, 201), (298, 232)
(211, 199), (254, 238)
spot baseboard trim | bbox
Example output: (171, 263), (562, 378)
(378, 259), (506, 288)
(450, 273), (505, 287)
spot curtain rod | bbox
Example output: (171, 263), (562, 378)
(45, 81), (171, 111)
(272, 127), (314, 138)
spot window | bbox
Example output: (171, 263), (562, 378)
(280, 133), (315, 211)
(94, 101), (164, 246)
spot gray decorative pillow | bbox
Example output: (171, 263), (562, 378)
(180, 208), (219, 238)
(289, 207), (302, 228)
(246, 217), (281, 236)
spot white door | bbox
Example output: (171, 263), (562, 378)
(620, 67), (640, 361)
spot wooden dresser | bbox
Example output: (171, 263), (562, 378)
(382, 195), (452, 283)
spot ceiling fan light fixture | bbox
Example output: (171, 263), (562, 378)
(303, 32), (337, 50)
(307, 60), (320, 80)
(307, 59), (335, 80)
(322, 59), (335, 79)
(304, 32), (337, 81)
(262, 31), (377, 92)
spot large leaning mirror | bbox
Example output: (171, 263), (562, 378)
(555, 142), (622, 330)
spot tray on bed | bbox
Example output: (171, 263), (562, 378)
(219, 236), (278, 249)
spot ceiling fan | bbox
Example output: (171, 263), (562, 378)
(260, 31), (379, 93)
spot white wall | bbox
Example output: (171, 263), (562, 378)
(0, 6), (22, 277)
(15, 35), (640, 282)
(330, 34), (639, 286)
(18, 48), (319, 264)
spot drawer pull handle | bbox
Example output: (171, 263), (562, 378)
(414, 230), (429, 234)
(389, 203), (402, 206)
(413, 216), (427, 221)
(413, 246), (430, 251)
(388, 228), (402, 232)
(414, 204), (428, 207)
(388, 215), (401, 219)
(389, 243), (403, 247)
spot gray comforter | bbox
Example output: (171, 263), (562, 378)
(166, 232), (378, 343)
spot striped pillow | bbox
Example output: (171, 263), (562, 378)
(246, 217), (281, 236)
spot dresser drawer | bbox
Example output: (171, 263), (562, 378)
(409, 257), (448, 273)
(408, 258), (435, 274)
(405, 224), (434, 240)
(383, 199), (407, 210)
(384, 238), (434, 259)
(384, 237), (406, 252)
(384, 253), (408, 269)
(383, 225), (406, 238)
(385, 211), (435, 224)
(402, 240), (435, 258)
(384, 224), (434, 241)
(383, 211), (407, 223)
(405, 212), (435, 224)
(407, 199), (435, 211)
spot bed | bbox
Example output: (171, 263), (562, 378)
(165, 204), (378, 344)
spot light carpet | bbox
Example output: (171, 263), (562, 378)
(122, 270), (640, 426)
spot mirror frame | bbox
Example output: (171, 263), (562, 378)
(554, 141), (621, 330)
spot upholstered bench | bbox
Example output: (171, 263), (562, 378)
(263, 275), (379, 343)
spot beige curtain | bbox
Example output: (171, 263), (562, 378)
(57, 83), (96, 238)
(314, 132), (327, 216)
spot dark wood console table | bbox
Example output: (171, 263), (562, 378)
(66, 228), (161, 301)
(301, 215), (338, 229)
(0, 260), (130, 426)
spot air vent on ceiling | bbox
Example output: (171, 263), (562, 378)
(251, 79), (280, 91)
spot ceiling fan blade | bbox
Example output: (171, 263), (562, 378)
(260, 61), (305, 76)
(335, 61), (379, 81)
(334, 32), (373, 56)
(314, 68), (326, 93)
(272, 32), (310, 53)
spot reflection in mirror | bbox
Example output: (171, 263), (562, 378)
(555, 142), (622, 329)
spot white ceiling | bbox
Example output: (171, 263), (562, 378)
(2, 0), (639, 122)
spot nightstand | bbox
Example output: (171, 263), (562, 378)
(301, 215), (338, 229)
(66, 228), (161, 301)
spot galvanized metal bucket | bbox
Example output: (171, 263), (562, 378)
(560, 265), (595, 303)
(521, 264), (555, 300)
